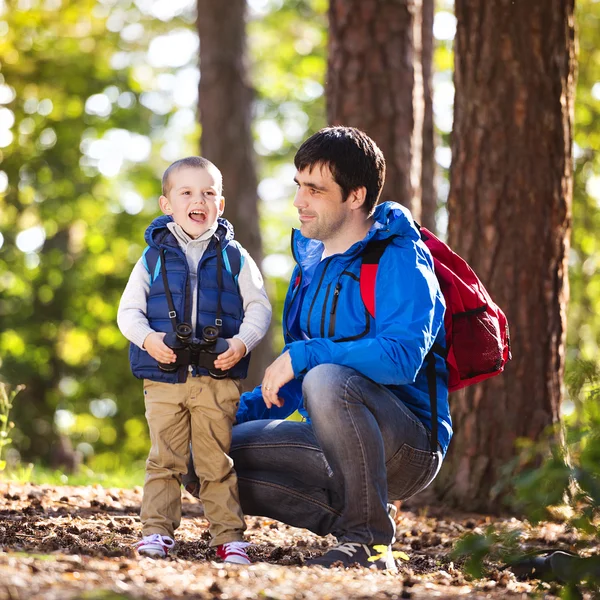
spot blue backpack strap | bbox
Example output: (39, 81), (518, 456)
(222, 241), (244, 287)
(142, 246), (162, 285)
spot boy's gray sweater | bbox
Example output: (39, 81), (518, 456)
(117, 221), (272, 355)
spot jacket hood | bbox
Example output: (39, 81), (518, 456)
(370, 201), (421, 242)
(144, 215), (235, 249)
(292, 201), (421, 268)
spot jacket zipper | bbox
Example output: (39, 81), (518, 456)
(320, 283), (332, 338)
(307, 257), (332, 339)
(328, 282), (342, 338)
(162, 246), (192, 381)
(285, 230), (304, 342)
(191, 239), (219, 376)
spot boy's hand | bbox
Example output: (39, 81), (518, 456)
(214, 338), (246, 371)
(143, 332), (176, 364)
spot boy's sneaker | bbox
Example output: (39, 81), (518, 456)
(216, 541), (251, 565)
(306, 542), (397, 572)
(136, 533), (175, 558)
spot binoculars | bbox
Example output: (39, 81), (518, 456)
(158, 323), (229, 379)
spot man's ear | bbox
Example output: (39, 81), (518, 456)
(159, 195), (172, 215)
(349, 186), (367, 211)
(218, 197), (225, 216)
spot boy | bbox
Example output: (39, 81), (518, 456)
(117, 156), (272, 564)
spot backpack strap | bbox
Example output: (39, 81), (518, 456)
(159, 247), (179, 331)
(425, 351), (439, 453)
(222, 241), (244, 287)
(359, 238), (394, 318)
(360, 235), (440, 454)
(142, 246), (163, 286)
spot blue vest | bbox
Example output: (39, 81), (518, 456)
(129, 218), (250, 383)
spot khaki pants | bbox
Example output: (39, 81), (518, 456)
(140, 376), (246, 546)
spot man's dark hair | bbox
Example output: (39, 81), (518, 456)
(162, 156), (223, 196)
(294, 126), (386, 215)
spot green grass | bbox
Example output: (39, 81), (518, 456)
(0, 463), (145, 489)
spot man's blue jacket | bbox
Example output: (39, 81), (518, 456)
(237, 201), (453, 454)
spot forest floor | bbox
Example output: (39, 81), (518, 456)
(0, 482), (590, 599)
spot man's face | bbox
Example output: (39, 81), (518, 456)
(293, 164), (352, 243)
(159, 166), (224, 239)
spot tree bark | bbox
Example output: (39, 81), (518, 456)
(196, 0), (273, 389)
(434, 0), (575, 512)
(327, 0), (424, 218)
(420, 0), (436, 232)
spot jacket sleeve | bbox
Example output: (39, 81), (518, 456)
(236, 378), (305, 423)
(117, 255), (154, 349)
(234, 245), (272, 354)
(287, 240), (445, 386)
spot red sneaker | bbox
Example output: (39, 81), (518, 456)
(216, 541), (251, 564)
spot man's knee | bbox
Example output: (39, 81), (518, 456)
(302, 364), (357, 413)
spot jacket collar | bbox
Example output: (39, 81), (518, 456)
(145, 215), (235, 251)
(291, 201), (420, 270)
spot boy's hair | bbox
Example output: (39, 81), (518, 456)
(162, 156), (223, 196)
(294, 126), (386, 215)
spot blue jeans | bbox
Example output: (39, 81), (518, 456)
(227, 365), (442, 546)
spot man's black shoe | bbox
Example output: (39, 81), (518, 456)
(306, 542), (397, 571)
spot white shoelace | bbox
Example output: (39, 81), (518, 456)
(137, 533), (175, 549)
(223, 541), (250, 551)
(332, 542), (369, 558)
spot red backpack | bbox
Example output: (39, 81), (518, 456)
(360, 225), (511, 393)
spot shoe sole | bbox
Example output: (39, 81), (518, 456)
(138, 550), (166, 558)
(223, 557), (251, 564)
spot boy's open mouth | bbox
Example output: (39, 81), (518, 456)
(189, 209), (207, 223)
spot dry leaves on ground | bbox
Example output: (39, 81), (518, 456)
(0, 482), (586, 599)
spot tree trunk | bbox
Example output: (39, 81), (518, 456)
(434, 0), (575, 512)
(420, 0), (436, 232)
(196, 0), (273, 389)
(10, 229), (71, 463)
(327, 0), (424, 219)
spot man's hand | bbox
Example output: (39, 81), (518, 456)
(143, 332), (176, 364)
(262, 351), (294, 409)
(214, 338), (247, 371)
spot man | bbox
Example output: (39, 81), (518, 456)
(186, 126), (452, 570)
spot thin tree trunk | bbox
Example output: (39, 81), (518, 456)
(434, 0), (575, 512)
(327, 0), (424, 218)
(196, 0), (272, 389)
(11, 229), (70, 462)
(420, 0), (436, 232)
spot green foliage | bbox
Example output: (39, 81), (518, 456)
(1, 462), (144, 488)
(0, 0), (183, 463)
(0, 382), (22, 471)
(452, 526), (523, 580)
(568, 0), (600, 369)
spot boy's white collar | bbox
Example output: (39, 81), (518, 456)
(167, 220), (219, 246)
